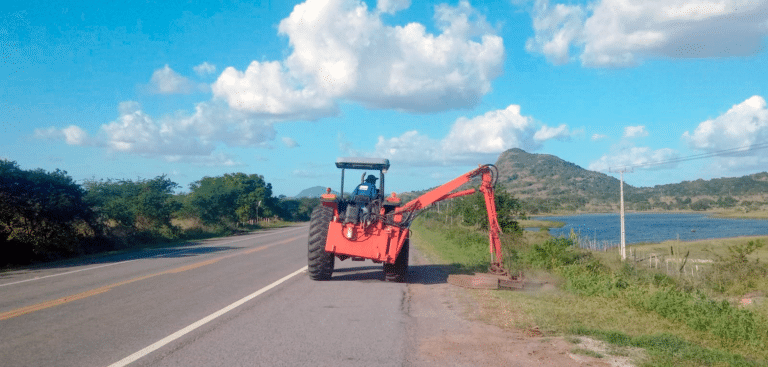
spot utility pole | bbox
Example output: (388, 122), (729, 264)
(610, 168), (632, 261)
(619, 171), (626, 261)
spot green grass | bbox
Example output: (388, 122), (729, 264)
(411, 216), (768, 366)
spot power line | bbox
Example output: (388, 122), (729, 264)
(611, 142), (768, 171)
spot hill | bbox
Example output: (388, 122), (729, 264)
(295, 186), (338, 198)
(494, 148), (768, 214)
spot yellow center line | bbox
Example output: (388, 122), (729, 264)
(0, 235), (304, 321)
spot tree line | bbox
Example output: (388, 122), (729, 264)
(1, 160), (318, 266)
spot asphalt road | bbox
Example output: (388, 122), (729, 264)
(0, 225), (414, 367)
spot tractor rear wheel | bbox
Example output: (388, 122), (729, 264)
(384, 238), (409, 282)
(308, 205), (335, 280)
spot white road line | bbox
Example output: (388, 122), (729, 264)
(0, 226), (307, 287)
(107, 265), (309, 367)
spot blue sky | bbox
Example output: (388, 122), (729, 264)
(2, 0), (768, 197)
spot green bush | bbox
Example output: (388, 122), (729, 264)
(1, 160), (100, 264)
(523, 237), (584, 270)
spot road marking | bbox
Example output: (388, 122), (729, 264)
(0, 226), (307, 288)
(108, 265), (308, 367)
(0, 235), (304, 321)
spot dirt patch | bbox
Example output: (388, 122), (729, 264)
(404, 248), (638, 367)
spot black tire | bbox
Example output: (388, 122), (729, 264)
(384, 238), (409, 282)
(308, 205), (335, 280)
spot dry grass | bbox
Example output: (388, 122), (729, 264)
(710, 210), (768, 219)
(519, 219), (565, 229)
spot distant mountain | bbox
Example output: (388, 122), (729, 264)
(295, 186), (338, 198)
(494, 148), (768, 214)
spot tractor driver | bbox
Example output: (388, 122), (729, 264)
(352, 174), (379, 200)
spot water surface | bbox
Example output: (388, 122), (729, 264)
(535, 213), (768, 245)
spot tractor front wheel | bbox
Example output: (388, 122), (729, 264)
(308, 205), (335, 280)
(384, 238), (409, 282)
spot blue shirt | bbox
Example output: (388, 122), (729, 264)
(352, 182), (378, 199)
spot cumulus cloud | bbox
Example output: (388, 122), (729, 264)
(372, 104), (576, 165)
(526, 0), (586, 65)
(149, 65), (195, 94)
(588, 144), (679, 171)
(35, 125), (91, 146)
(624, 125), (649, 138)
(212, 61), (337, 120)
(212, 0), (504, 119)
(683, 95), (768, 171)
(527, 0), (768, 67)
(534, 124), (573, 142)
(193, 62), (216, 76)
(377, 0), (410, 14)
(36, 101), (276, 165)
(591, 133), (608, 141)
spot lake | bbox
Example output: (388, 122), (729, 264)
(534, 213), (768, 247)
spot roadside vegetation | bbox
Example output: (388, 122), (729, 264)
(411, 194), (768, 366)
(1, 159), (318, 267)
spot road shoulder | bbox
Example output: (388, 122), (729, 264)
(404, 244), (625, 367)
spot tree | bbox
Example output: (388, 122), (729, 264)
(451, 186), (525, 233)
(277, 197), (320, 222)
(1, 160), (98, 264)
(187, 173), (276, 225)
(83, 175), (179, 235)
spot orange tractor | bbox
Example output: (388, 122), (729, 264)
(308, 157), (510, 284)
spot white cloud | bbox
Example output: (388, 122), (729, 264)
(591, 133), (608, 141)
(212, 61), (337, 120)
(61, 125), (89, 145)
(442, 105), (551, 156)
(34, 125), (91, 146)
(588, 144), (679, 171)
(150, 64), (195, 94)
(624, 125), (648, 138)
(193, 62), (216, 76)
(212, 0), (504, 119)
(282, 137), (299, 148)
(525, 1), (585, 65)
(373, 104), (576, 165)
(527, 0), (768, 67)
(534, 124), (572, 142)
(377, 0), (410, 14)
(36, 101), (276, 164)
(375, 130), (445, 165)
(683, 95), (768, 171)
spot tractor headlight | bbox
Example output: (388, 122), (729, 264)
(346, 226), (354, 239)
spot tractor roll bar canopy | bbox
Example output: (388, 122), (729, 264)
(335, 157), (390, 171)
(335, 157), (390, 200)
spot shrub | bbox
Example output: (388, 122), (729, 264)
(524, 237), (585, 270)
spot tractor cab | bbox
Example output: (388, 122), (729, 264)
(333, 157), (394, 225)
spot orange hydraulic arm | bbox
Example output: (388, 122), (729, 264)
(393, 164), (506, 275)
